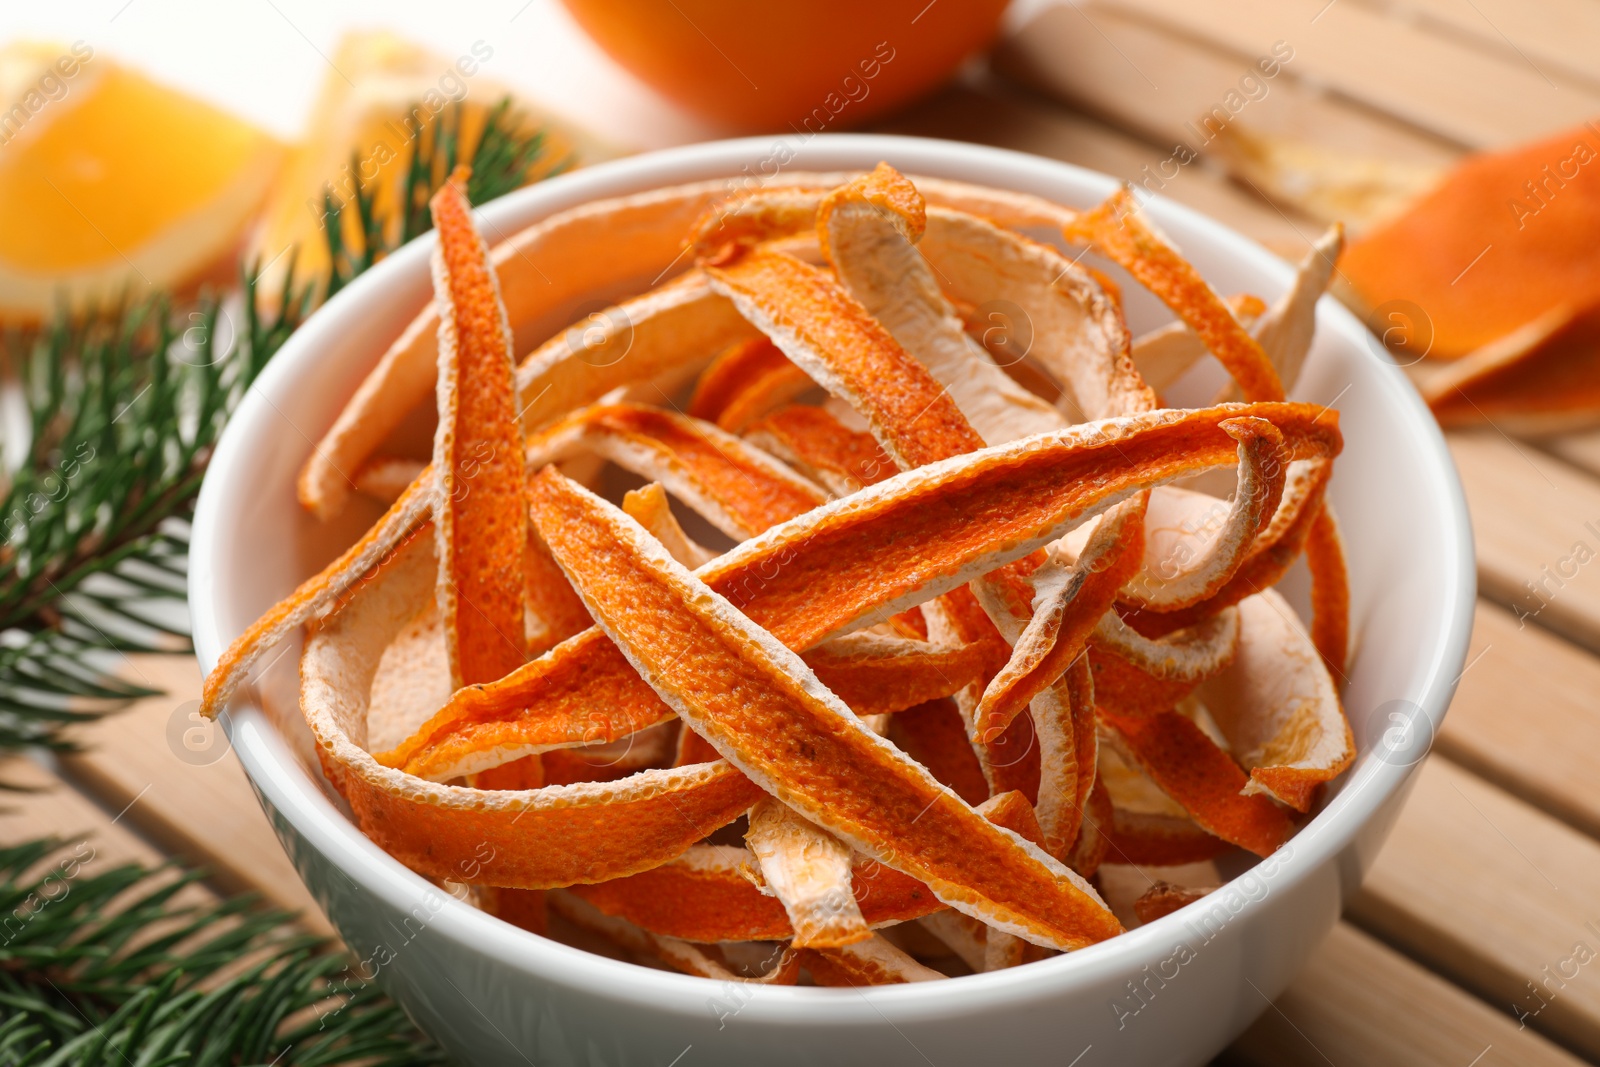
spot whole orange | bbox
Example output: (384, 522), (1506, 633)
(559, 0), (1010, 132)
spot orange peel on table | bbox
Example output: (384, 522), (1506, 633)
(1341, 121), (1600, 361)
(1422, 300), (1600, 434)
(200, 165), (1361, 985)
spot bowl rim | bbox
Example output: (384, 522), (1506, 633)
(189, 132), (1476, 1023)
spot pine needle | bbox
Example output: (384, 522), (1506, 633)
(0, 838), (447, 1066)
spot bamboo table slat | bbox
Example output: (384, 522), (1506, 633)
(15, 2), (1600, 1063)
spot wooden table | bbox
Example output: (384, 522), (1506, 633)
(20, 2), (1600, 1064)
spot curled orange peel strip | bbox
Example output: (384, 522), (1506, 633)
(803, 936), (946, 985)
(746, 798), (873, 949)
(1066, 777), (1114, 879)
(1117, 417), (1289, 610)
(1092, 607), (1240, 690)
(1030, 651), (1098, 860)
(704, 247), (985, 468)
(569, 792), (1040, 943)
(525, 466), (1122, 950)
(744, 404), (896, 497)
(526, 402), (827, 540)
(378, 600), (988, 783)
(1133, 883), (1213, 926)
(548, 889), (801, 983)
(973, 413), (1286, 738)
(298, 532), (764, 889)
(1104, 807), (1230, 867)
(396, 401), (1336, 783)
(1305, 505), (1351, 678)
(702, 208), (1093, 775)
(1063, 188), (1284, 405)
(886, 699), (990, 807)
(918, 207), (1150, 424)
(1063, 190), (1352, 676)
(1099, 706), (1293, 858)
(687, 336), (814, 433)
(428, 171), (531, 692)
(974, 513), (1145, 737)
(819, 164), (1065, 450)
(1197, 590), (1353, 812)
(622, 482), (715, 568)
(200, 476), (434, 719)
(1124, 457), (1334, 635)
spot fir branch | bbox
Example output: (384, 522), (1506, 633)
(0, 268), (313, 758)
(0, 838), (445, 1066)
(325, 97), (565, 301)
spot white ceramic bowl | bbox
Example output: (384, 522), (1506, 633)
(190, 135), (1474, 1067)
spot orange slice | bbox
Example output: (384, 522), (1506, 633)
(428, 170), (530, 691)
(0, 43), (283, 322)
(746, 798), (873, 949)
(1197, 590), (1353, 812)
(525, 466), (1122, 950)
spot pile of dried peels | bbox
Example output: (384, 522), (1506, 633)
(199, 163), (1353, 985)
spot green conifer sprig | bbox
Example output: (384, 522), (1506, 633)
(0, 94), (558, 1064)
(0, 837), (449, 1066)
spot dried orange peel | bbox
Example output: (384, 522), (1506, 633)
(526, 466), (1122, 951)
(687, 336), (815, 433)
(429, 171), (531, 692)
(200, 166), (1363, 986)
